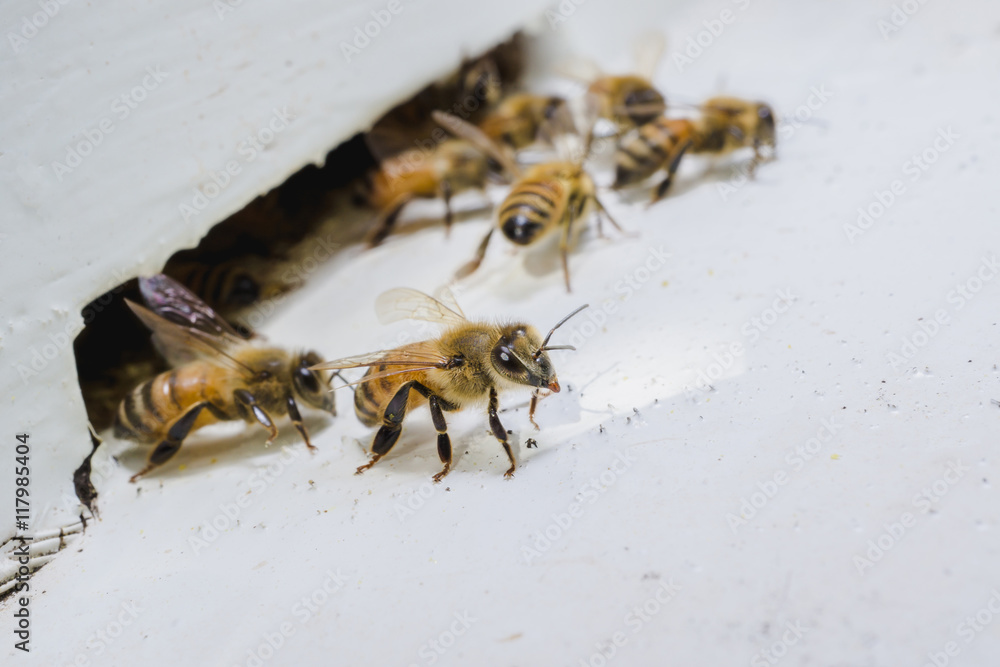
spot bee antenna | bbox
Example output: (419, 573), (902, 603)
(536, 304), (589, 357)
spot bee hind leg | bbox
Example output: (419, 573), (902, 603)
(488, 387), (517, 479)
(358, 382), (413, 475)
(650, 140), (692, 205)
(129, 402), (207, 483)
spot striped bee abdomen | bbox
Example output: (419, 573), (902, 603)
(614, 118), (689, 188)
(354, 364), (428, 428)
(499, 179), (563, 246)
(113, 365), (227, 443)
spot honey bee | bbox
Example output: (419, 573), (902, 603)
(362, 138), (496, 247)
(478, 93), (567, 150)
(312, 288), (586, 482)
(613, 96), (777, 202)
(432, 110), (626, 293)
(565, 33), (667, 131)
(114, 274), (335, 482)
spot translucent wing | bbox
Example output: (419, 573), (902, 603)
(139, 274), (248, 343)
(430, 110), (523, 179)
(374, 287), (467, 326)
(634, 32), (666, 81)
(365, 120), (422, 164)
(126, 300), (253, 374)
(310, 344), (451, 388)
(555, 56), (604, 83)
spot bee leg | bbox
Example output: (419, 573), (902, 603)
(455, 227), (494, 280)
(593, 196), (632, 237)
(429, 396), (452, 483)
(366, 194), (412, 247)
(234, 389), (279, 446)
(129, 402), (207, 483)
(528, 389), (541, 431)
(358, 382), (412, 475)
(440, 181), (453, 237)
(558, 221), (573, 293)
(488, 387), (517, 479)
(286, 395), (316, 452)
(650, 140), (692, 204)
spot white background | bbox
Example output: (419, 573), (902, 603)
(4, 0), (1000, 666)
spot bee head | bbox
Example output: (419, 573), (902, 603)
(756, 103), (777, 148)
(292, 351), (336, 415)
(489, 305), (589, 392)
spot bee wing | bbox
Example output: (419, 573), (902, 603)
(374, 287), (467, 326)
(555, 57), (604, 83)
(139, 274), (249, 342)
(634, 32), (666, 81)
(310, 344), (451, 388)
(126, 300), (254, 374)
(365, 120), (422, 164)
(430, 110), (522, 179)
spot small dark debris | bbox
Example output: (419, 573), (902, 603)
(526, 438), (537, 449)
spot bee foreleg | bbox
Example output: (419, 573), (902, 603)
(528, 389), (541, 431)
(233, 389), (279, 446)
(358, 382), (413, 475)
(488, 387), (516, 479)
(455, 227), (494, 281)
(129, 402), (207, 483)
(286, 395), (316, 452)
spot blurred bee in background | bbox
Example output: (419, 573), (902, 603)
(165, 254), (301, 318)
(312, 288), (586, 482)
(360, 135), (500, 247)
(114, 274), (336, 482)
(613, 96), (777, 202)
(433, 108), (628, 293)
(563, 33), (667, 132)
(478, 93), (568, 150)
